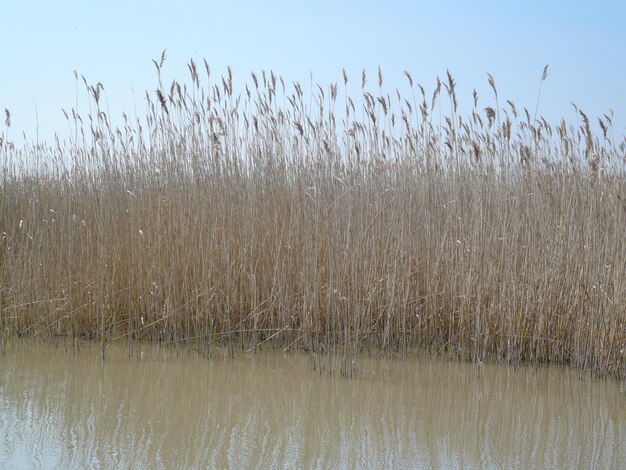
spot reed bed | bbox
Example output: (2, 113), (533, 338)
(1, 58), (625, 377)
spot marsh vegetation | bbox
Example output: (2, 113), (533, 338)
(1, 56), (625, 377)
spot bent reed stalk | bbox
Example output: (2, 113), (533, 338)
(1, 58), (625, 378)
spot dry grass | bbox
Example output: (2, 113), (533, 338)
(1, 59), (625, 377)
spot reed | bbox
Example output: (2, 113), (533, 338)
(1, 59), (625, 378)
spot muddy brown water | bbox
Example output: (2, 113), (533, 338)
(1, 341), (624, 469)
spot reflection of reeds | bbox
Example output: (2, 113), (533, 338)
(1, 59), (624, 377)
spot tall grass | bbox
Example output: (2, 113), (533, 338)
(1, 58), (625, 377)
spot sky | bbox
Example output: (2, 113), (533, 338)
(1, 0), (625, 143)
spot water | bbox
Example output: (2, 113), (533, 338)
(1, 341), (624, 469)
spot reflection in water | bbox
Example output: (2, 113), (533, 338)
(0, 342), (624, 469)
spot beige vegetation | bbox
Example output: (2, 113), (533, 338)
(1, 56), (625, 377)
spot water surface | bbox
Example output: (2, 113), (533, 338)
(1, 341), (624, 469)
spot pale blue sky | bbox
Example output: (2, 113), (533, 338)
(1, 1), (625, 142)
